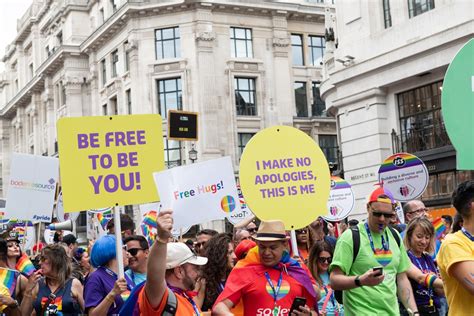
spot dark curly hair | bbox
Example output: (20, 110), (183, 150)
(201, 233), (233, 310)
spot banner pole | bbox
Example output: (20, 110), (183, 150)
(290, 230), (299, 258)
(113, 205), (125, 279)
(35, 222), (42, 257)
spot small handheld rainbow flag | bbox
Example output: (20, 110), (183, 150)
(96, 209), (113, 230)
(0, 268), (17, 295)
(432, 217), (446, 239)
(142, 211), (157, 228)
(15, 254), (36, 277)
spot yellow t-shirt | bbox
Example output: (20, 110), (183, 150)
(436, 231), (474, 316)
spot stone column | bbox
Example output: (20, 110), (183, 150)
(0, 119), (12, 197)
(194, 6), (221, 161)
(271, 12), (293, 126)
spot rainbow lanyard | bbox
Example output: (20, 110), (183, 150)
(461, 228), (474, 241)
(264, 271), (283, 316)
(167, 285), (201, 315)
(408, 251), (434, 305)
(364, 223), (389, 252)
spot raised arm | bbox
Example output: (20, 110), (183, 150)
(144, 209), (173, 308)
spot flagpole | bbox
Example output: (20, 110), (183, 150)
(113, 205), (125, 279)
(290, 230), (299, 258)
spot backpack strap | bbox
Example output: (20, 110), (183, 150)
(162, 288), (178, 316)
(350, 226), (360, 264)
(388, 226), (401, 247)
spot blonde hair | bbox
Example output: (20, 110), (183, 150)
(403, 217), (435, 255)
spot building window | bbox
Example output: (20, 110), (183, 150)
(291, 34), (304, 66)
(294, 82), (308, 117)
(312, 82), (325, 116)
(102, 104), (107, 116)
(230, 27), (253, 58)
(110, 96), (118, 115)
(101, 59), (106, 86)
(111, 0), (118, 13)
(408, 0), (435, 18)
(29, 64), (34, 80)
(157, 78), (182, 119)
(155, 27), (180, 60)
(238, 133), (255, 157)
(61, 84), (67, 106)
(319, 135), (338, 164)
(382, 0), (392, 28)
(111, 50), (118, 78)
(397, 81), (449, 152)
(235, 78), (257, 116)
(163, 137), (182, 168)
(422, 171), (473, 200)
(308, 35), (325, 66)
(124, 42), (130, 72)
(126, 89), (132, 114)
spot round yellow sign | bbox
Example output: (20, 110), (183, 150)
(239, 126), (331, 229)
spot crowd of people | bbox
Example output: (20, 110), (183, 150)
(0, 180), (473, 315)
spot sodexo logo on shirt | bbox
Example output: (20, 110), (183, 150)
(10, 178), (56, 192)
(257, 307), (290, 316)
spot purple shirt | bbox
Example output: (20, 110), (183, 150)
(84, 267), (133, 315)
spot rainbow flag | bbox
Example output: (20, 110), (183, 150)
(15, 254), (36, 277)
(96, 209), (113, 230)
(214, 247), (317, 309)
(432, 217), (446, 239)
(121, 290), (131, 302)
(142, 211), (157, 228)
(0, 268), (17, 296)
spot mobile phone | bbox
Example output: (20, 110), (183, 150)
(373, 266), (383, 276)
(289, 297), (307, 315)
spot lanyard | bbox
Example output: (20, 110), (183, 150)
(264, 271), (283, 305)
(408, 251), (434, 304)
(364, 223), (389, 252)
(461, 228), (474, 241)
(167, 284), (201, 315)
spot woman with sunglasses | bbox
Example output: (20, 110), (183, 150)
(20, 244), (84, 315)
(403, 217), (444, 316)
(84, 234), (132, 316)
(308, 241), (344, 316)
(0, 238), (25, 315)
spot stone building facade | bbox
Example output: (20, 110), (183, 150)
(321, 0), (473, 219)
(0, 0), (337, 232)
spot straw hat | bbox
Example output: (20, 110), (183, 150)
(253, 220), (289, 242)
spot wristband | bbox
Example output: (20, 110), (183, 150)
(354, 275), (362, 287)
(423, 273), (437, 289)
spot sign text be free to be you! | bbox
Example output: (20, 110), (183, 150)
(57, 115), (164, 212)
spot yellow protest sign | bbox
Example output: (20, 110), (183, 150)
(57, 115), (164, 212)
(239, 126), (331, 229)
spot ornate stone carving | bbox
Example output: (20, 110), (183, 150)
(272, 37), (290, 47)
(196, 31), (216, 42)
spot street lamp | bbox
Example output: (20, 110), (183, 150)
(188, 143), (198, 163)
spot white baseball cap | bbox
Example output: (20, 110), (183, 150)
(166, 242), (208, 269)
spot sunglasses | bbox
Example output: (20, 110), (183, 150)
(296, 229), (308, 234)
(247, 228), (258, 233)
(371, 210), (395, 219)
(318, 256), (332, 264)
(194, 242), (205, 248)
(126, 248), (144, 256)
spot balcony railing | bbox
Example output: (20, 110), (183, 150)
(391, 123), (451, 154)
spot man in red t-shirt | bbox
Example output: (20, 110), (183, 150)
(139, 210), (207, 315)
(213, 220), (316, 316)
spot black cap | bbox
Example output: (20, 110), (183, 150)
(62, 234), (77, 246)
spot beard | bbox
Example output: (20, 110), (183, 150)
(182, 272), (196, 291)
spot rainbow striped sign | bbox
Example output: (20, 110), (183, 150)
(323, 176), (355, 222)
(378, 153), (428, 202)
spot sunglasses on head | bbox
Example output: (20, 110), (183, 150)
(371, 210), (395, 219)
(318, 256), (332, 264)
(126, 248), (143, 256)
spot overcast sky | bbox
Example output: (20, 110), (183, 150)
(0, 0), (33, 72)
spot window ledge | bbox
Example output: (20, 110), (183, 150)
(236, 116), (261, 121)
(227, 57), (264, 64)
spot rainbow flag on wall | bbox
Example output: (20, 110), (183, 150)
(15, 254), (36, 277)
(432, 217), (446, 239)
(0, 268), (17, 296)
